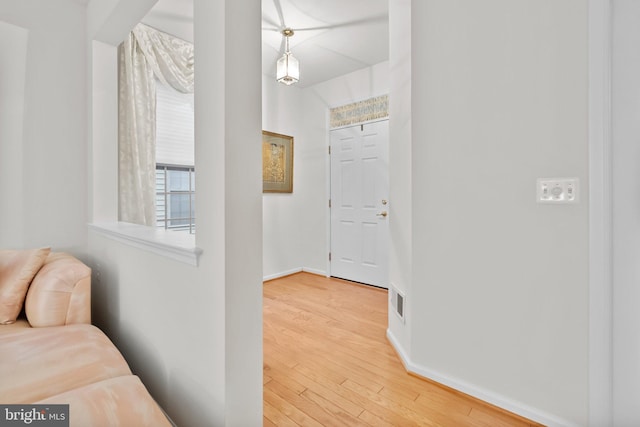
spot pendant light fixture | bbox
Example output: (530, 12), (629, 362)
(277, 28), (299, 85)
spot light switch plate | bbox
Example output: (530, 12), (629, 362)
(537, 178), (579, 204)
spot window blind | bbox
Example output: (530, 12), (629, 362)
(155, 81), (194, 166)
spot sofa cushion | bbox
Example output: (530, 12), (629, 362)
(37, 376), (172, 427)
(0, 318), (30, 335)
(26, 252), (91, 327)
(0, 248), (50, 324)
(0, 324), (132, 403)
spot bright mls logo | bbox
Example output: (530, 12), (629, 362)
(0, 405), (68, 426)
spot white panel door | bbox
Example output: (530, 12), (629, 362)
(330, 120), (389, 288)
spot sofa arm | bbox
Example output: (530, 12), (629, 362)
(25, 253), (91, 327)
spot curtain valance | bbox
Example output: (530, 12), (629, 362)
(118, 24), (194, 226)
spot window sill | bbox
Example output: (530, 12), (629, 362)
(88, 222), (202, 266)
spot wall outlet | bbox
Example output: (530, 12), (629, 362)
(537, 178), (579, 204)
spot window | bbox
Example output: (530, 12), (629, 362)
(156, 165), (195, 234)
(101, 24), (200, 265)
(155, 81), (195, 234)
(156, 80), (194, 167)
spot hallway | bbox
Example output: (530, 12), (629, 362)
(263, 273), (540, 426)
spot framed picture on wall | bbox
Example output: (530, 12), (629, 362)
(262, 131), (294, 193)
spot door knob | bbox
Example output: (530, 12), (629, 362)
(377, 211), (388, 218)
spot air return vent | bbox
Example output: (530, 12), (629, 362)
(390, 284), (405, 324)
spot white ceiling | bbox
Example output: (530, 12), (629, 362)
(262, 0), (389, 87)
(142, 0), (388, 88)
(142, 0), (194, 43)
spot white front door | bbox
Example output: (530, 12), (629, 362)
(330, 120), (389, 288)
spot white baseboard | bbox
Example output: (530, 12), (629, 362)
(263, 267), (328, 282)
(263, 268), (302, 282)
(386, 329), (578, 427)
(302, 267), (327, 277)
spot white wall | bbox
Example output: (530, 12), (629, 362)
(261, 76), (315, 279)
(87, 235), (224, 425)
(87, 0), (263, 425)
(612, 1), (640, 424)
(388, 0), (589, 425)
(0, 20), (28, 247)
(306, 62), (389, 109)
(387, 0), (413, 359)
(0, 1), (88, 252)
(90, 40), (118, 223)
(88, 0), (156, 45)
(261, 62), (389, 280)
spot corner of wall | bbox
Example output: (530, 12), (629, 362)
(385, 328), (578, 427)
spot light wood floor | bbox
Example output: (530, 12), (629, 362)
(263, 273), (543, 427)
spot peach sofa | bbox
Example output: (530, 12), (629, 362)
(0, 250), (172, 427)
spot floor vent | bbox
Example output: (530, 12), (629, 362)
(390, 285), (405, 324)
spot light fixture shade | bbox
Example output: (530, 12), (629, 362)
(277, 52), (299, 85)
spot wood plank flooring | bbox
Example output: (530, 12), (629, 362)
(263, 272), (543, 427)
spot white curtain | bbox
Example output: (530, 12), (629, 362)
(118, 24), (194, 226)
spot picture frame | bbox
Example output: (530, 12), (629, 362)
(262, 130), (294, 193)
